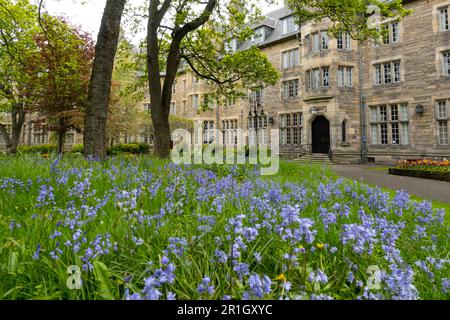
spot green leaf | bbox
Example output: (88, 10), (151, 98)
(8, 251), (19, 274)
(93, 261), (115, 300)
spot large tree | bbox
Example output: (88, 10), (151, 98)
(83, 0), (127, 159)
(0, 0), (39, 154)
(146, 0), (279, 158)
(25, 12), (94, 155)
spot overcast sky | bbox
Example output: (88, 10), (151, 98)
(43, 0), (283, 42)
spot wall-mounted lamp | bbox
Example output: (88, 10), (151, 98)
(415, 104), (425, 115)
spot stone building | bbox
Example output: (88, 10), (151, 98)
(161, 0), (450, 163)
(2, 0), (450, 163)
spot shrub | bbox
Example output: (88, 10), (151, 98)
(17, 144), (57, 154)
(108, 143), (150, 156)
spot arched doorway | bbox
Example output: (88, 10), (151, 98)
(311, 115), (330, 154)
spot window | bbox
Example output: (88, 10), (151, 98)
(337, 31), (352, 50)
(225, 38), (238, 52)
(321, 31), (329, 50)
(191, 94), (199, 110)
(252, 27), (265, 44)
(306, 67), (330, 91)
(322, 67), (330, 87)
(248, 115), (268, 145)
(439, 7), (449, 31)
(375, 64), (382, 85)
(144, 103), (151, 114)
(282, 16), (299, 35)
(381, 21), (400, 44)
(0, 124), (11, 144)
(305, 35), (311, 53)
(203, 121), (215, 144)
(182, 100), (187, 112)
(282, 48), (300, 69)
(309, 31), (329, 53)
(66, 132), (75, 144)
(280, 112), (302, 146)
(443, 52), (450, 75)
(338, 66), (353, 87)
(312, 33), (320, 53)
(183, 79), (187, 91)
(222, 119), (238, 145)
(170, 102), (176, 114)
(437, 100), (449, 145)
(313, 69), (320, 89)
(282, 79), (300, 99)
(374, 60), (401, 85)
(370, 104), (409, 145)
(249, 87), (264, 105)
(172, 81), (176, 94)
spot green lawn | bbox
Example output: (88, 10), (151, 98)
(0, 155), (449, 300)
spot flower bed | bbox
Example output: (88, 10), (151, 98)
(0, 156), (449, 300)
(390, 159), (450, 182)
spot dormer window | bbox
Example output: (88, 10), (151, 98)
(225, 38), (238, 53)
(252, 27), (266, 44)
(281, 15), (298, 35)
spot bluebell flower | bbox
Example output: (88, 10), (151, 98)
(308, 269), (328, 284)
(33, 244), (41, 260)
(167, 292), (176, 300)
(233, 262), (249, 280)
(197, 277), (214, 296)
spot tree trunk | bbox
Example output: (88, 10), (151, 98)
(152, 102), (172, 158)
(83, 0), (126, 159)
(0, 102), (26, 154)
(57, 131), (65, 155)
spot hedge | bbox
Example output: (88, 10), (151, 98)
(18, 144), (57, 154)
(388, 168), (450, 182)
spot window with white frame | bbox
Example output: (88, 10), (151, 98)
(443, 51), (450, 75)
(338, 66), (353, 87)
(282, 48), (300, 69)
(306, 67), (330, 91)
(170, 102), (176, 114)
(382, 21), (400, 44)
(280, 112), (302, 145)
(439, 6), (449, 31)
(0, 124), (11, 144)
(222, 119), (238, 145)
(225, 38), (238, 53)
(252, 27), (265, 44)
(337, 31), (352, 50)
(282, 15), (299, 35)
(249, 87), (264, 105)
(369, 104), (409, 145)
(191, 94), (199, 110)
(248, 115), (268, 145)
(308, 31), (329, 53)
(144, 103), (151, 114)
(374, 60), (401, 85)
(172, 81), (176, 94)
(66, 132), (75, 144)
(183, 79), (187, 91)
(182, 100), (187, 112)
(321, 31), (329, 50)
(282, 79), (300, 99)
(203, 120), (215, 144)
(437, 100), (449, 145)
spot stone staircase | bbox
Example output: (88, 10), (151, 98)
(292, 153), (332, 165)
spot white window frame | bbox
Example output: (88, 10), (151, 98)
(439, 6), (449, 31)
(282, 16), (299, 35)
(282, 48), (300, 69)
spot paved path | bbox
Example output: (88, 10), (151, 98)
(331, 164), (450, 204)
